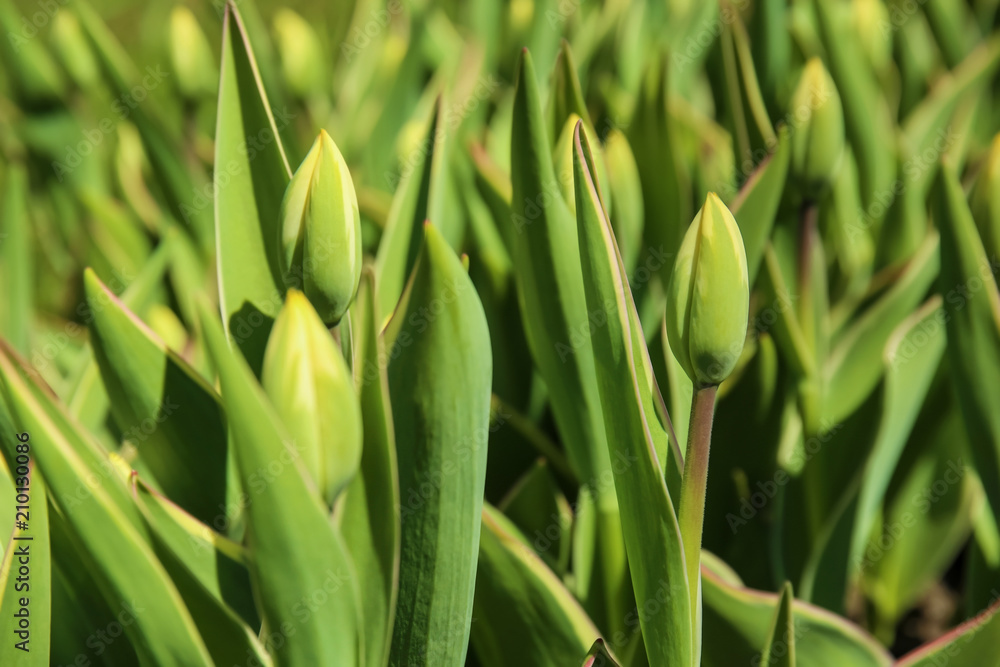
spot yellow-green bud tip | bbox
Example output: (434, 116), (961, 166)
(665, 193), (749, 387)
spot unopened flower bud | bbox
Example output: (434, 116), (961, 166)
(279, 130), (362, 325)
(665, 193), (750, 387)
(262, 290), (362, 505)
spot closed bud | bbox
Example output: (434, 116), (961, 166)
(169, 7), (218, 101)
(262, 290), (363, 505)
(279, 130), (362, 325)
(789, 58), (845, 198)
(665, 193), (749, 387)
(273, 8), (328, 100)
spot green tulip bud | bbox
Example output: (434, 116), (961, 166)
(262, 289), (363, 505)
(789, 58), (845, 198)
(169, 7), (218, 102)
(279, 130), (362, 325)
(273, 8), (328, 100)
(665, 193), (749, 387)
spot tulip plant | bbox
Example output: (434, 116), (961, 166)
(2, 0), (1000, 666)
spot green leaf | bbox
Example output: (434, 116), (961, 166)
(375, 100), (448, 323)
(581, 639), (622, 667)
(471, 505), (601, 667)
(84, 269), (232, 528)
(341, 269), (401, 667)
(498, 460), (572, 574)
(0, 350), (213, 664)
(510, 49), (629, 636)
(933, 164), (1000, 555)
(199, 300), (362, 666)
(701, 554), (892, 667)
(823, 231), (940, 424)
(895, 599), (1000, 666)
(131, 478), (270, 666)
(215, 1), (293, 375)
(573, 122), (690, 666)
(760, 582), (796, 667)
(729, 126), (791, 285)
(0, 463), (50, 666)
(849, 298), (947, 570)
(0, 164), (32, 354)
(387, 224), (491, 666)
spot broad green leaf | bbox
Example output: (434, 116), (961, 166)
(199, 301), (362, 666)
(0, 350), (213, 664)
(861, 397), (973, 636)
(701, 554), (891, 667)
(0, 0), (65, 105)
(849, 298), (947, 570)
(933, 165), (1000, 554)
(0, 164), (31, 354)
(131, 478), (269, 666)
(342, 269), (401, 667)
(510, 49), (627, 636)
(0, 462), (50, 666)
(471, 505), (601, 667)
(387, 224), (491, 666)
(508, 48), (615, 503)
(823, 231), (940, 424)
(573, 122), (691, 666)
(729, 126), (791, 285)
(215, 1), (293, 375)
(895, 598), (1000, 666)
(760, 582), (796, 667)
(84, 269), (232, 528)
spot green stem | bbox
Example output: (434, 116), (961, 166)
(678, 384), (718, 623)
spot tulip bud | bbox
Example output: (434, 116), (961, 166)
(262, 289), (363, 505)
(273, 8), (328, 100)
(279, 130), (362, 325)
(789, 58), (845, 198)
(665, 193), (749, 387)
(169, 7), (218, 102)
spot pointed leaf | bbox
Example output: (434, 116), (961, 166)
(387, 224), (491, 665)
